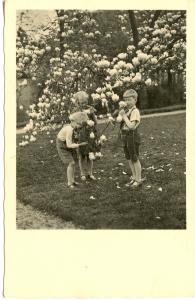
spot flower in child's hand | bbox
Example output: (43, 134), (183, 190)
(100, 135), (107, 143)
(116, 115), (123, 122)
(119, 101), (127, 108)
(87, 120), (95, 127)
(90, 132), (95, 139)
(89, 152), (96, 160)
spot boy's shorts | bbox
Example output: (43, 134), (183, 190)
(56, 138), (78, 164)
(121, 130), (141, 162)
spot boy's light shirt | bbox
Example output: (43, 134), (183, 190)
(122, 105), (140, 130)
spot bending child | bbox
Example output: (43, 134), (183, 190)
(56, 112), (88, 189)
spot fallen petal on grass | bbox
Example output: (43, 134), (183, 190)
(155, 216), (161, 219)
(89, 196), (95, 200)
(146, 185), (151, 189)
(169, 168), (173, 171)
(155, 168), (164, 172)
(147, 166), (155, 170)
(158, 187), (163, 192)
(118, 163), (124, 166)
(122, 171), (127, 175)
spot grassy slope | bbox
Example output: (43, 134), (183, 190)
(17, 114), (186, 229)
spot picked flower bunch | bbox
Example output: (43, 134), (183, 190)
(77, 116), (106, 161)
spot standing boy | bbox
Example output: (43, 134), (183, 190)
(119, 89), (143, 188)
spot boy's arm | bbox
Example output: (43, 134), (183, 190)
(122, 115), (138, 130)
(66, 128), (88, 148)
(120, 108), (140, 130)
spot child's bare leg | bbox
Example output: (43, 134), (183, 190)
(87, 159), (93, 176)
(67, 160), (75, 186)
(128, 160), (136, 180)
(87, 160), (96, 180)
(78, 155), (86, 179)
(134, 159), (142, 182)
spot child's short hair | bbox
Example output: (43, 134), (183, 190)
(123, 89), (138, 101)
(69, 111), (88, 125)
(74, 91), (89, 104)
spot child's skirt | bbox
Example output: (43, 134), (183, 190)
(56, 138), (78, 164)
(121, 129), (141, 162)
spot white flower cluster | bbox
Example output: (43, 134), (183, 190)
(24, 119), (34, 133)
(99, 135), (107, 143)
(127, 45), (135, 53)
(91, 93), (101, 101)
(87, 120), (95, 127)
(132, 72), (142, 83)
(90, 132), (95, 139)
(112, 94), (119, 102)
(137, 51), (149, 63)
(117, 53), (127, 60)
(119, 101), (127, 108)
(145, 78), (152, 86)
(96, 59), (110, 68)
(138, 38), (148, 47)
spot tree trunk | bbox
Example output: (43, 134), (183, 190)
(150, 10), (161, 27)
(128, 10), (139, 48)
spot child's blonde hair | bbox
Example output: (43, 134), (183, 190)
(74, 91), (89, 104)
(123, 89), (138, 101)
(69, 111), (88, 125)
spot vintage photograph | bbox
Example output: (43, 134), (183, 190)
(16, 9), (186, 229)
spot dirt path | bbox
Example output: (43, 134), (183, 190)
(16, 201), (76, 229)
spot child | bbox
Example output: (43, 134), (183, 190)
(56, 111), (88, 189)
(73, 91), (99, 181)
(119, 89), (143, 188)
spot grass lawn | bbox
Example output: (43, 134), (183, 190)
(17, 113), (186, 229)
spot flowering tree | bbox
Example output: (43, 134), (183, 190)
(17, 10), (186, 147)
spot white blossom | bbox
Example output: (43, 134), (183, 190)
(89, 152), (96, 160)
(87, 120), (95, 127)
(132, 57), (140, 66)
(112, 94), (119, 102)
(118, 53), (127, 60)
(145, 78), (152, 86)
(90, 132), (95, 139)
